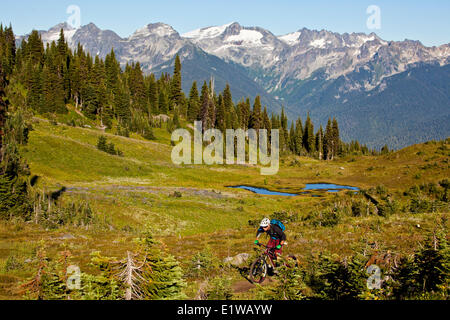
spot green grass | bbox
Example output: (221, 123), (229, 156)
(1, 117), (448, 299)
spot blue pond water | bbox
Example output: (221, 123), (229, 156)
(303, 183), (359, 192)
(228, 183), (359, 197)
(228, 185), (299, 197)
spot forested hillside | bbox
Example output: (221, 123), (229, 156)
(6, 26), (377, 159)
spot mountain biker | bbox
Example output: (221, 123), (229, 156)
(254, 218), (286, 259)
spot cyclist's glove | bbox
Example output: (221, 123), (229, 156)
(276, 245), (282, 250)
(254, 240), (259, 245)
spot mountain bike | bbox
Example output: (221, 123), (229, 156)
(249, 243), (297, 284)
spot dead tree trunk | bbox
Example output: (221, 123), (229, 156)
(115, 251), (147, 300)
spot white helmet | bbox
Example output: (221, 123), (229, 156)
(260, 218), (271, 228)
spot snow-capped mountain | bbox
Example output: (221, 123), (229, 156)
(183, 23), (450, 92)
(19, 21), (450, 92)
(17, 21), (285, 113)
(183, 22), (288, 69)
(17, 22), (450, 149)
(123, 23), (189, 71)
(39, 22), (78, 45)
(70, 23), (124, 58)
(17, 22), (189, 72)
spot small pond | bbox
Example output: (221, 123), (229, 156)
(303, 183), (359, 192)
(228, 183), (359, 197)
(227, 185), (298, 197)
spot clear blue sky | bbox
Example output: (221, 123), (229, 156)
(1, 0), (449, 46)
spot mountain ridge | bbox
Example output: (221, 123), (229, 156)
(15, 22), (450, 149)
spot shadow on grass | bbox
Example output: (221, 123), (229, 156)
(233, 265), (253, 283)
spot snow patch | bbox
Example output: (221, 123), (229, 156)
(225, 30), (263, 45)
(64, 29), (77, 44)
(152, 25), (176, 37)
(310, 38), (326, 48)
(132, 24), (176, 39)
(182, 22), (233, 39)
(41, 28), (76, 45)
(279, 31), (301, 45)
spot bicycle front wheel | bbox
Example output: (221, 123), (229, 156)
(249, 258), (268, 284)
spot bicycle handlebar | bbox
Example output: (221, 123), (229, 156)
(255, 243), (275, 250)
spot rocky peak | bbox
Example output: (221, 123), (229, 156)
(47, 22), (75, 33)
(222, 22), (242, 37)
(130, 23), (179, 40)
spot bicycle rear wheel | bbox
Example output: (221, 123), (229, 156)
(249, 258), (268, 284)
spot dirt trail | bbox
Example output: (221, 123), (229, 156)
(232, 278), (275, 293)
(66, 185), (231, 199)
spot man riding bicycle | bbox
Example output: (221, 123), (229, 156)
(254, 218), (286, 259)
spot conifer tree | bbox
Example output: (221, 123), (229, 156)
(173, 108), (180, 129)
(114, 88), (131, 125)
(25, 30), (44, 67)
(142, 124), (155, 141)
(158, 89), (169, 115)
(128, 62), (147, 113)
(230, 104), (239, 130)
(147, 73), (159, 115)
(280, 107), (289, 151)
(0, 25), (16, 76)
(106, 142), (116, 155)
(92, 56), (108, 126)
(294, 117), (303, 155)
(56, 29), (67, 59)
(236, 99), (250, 129)
(24, 58), (43, 112)
(215, 94), (226, 132)
(97, 136), (108, 152)
(272, 113), (284, 148)
(244, 98), (251, 129)
(311, 254), (367, 300)
(392, 223), (449, 299)
(207, 90), (216, 130)
(82, 82), (98, 120)
(55, 29), (70, 103)
(316, 125), (324, 160)
(0, 106), (32, 219)
(331, 117), (340, 158)
(249, 96), (262, 130)
(222, 84), (233, 128)
(199, 81), (210, 130)
(262, 107), (271, 131)
(170, 55), (183, 108)
(323, 118), (333, 160)
(303, 113), (315, 154)
(140, 235), (186, 300)
(287, 121), (295, 153)
(41, 46), (66, 114)
(270, 113), (277, 129)
(0, 64), (6, 162)
(257, 265), (307, 300)
(71, 46), (84, 109)
(105, 49), (120, 98)
(187, 81), (199, 122)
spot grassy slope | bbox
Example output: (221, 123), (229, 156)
(0, 117), (448, 299)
